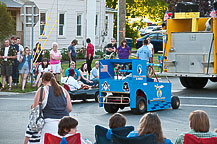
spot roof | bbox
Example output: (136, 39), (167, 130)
(0, 0), (22, 8)
(106, 7), (117, 13)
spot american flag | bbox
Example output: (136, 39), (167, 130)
(101, 65), (108, 72)
(210, 8), (216, 19)
(164, 11), (169, 21)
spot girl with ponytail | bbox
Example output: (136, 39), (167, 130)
(32, 72), (72, 143)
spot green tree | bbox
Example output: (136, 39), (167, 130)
(0, 2), (15, 42)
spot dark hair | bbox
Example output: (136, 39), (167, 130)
(143, 40), (148, 45)
(16, 37), (20, 40)
(86, 38), (91, 43)
(69, 69), (75, 77)
(80, 63), (87, 72)
(41, 58), (49, 69)
(34, 42), (41, 50)
(121, 40), (127, 47)
(42, 72), (63, 97)
(71, 39), (78, 45)
(109, 113), (126, 129)
(58, 116), (78, 136)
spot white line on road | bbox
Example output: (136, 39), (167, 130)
(179, 96), (217, 100)
(0, 98), (33, 101)
(181, 104), (217, 108)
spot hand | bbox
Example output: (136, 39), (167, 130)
(3, 56), (7, 59)
(60, 69), (64, 74)
(20, 55), (23, 59)
(30, 69), (32, 73)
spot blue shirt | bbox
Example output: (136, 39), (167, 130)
(136, 45), (151, 61)
(65, 68), (80, 80)
(68, 45), (76, 58)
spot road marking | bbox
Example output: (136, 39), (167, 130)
(179, 96), (217, 100)
(181, 104), (217, 108)
(0, 98), (33, 101)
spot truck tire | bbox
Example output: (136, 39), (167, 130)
(188, 77), (208, 89)
(104, 99), (119, 113)
(171, 96), (180, 109)
(180, 77), (191, 88)
(94, 91), (99, 102)
(131, 96), (147, 115)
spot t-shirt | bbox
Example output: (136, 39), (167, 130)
(105, 43), (117, 55)
(4, 46), (9, 61)
(68, 45), (76, 59)
(61, 76), (81, 91)
(136, 45), (151, 61)
(33, 49), (43, 63)
(38, 65), (51, 73)
(117, 45), (131, 59)
(50, 50), (61, 64)
(86, 43), (94, 57)
(147, 43), (153, 55)
(65, 68), (80, 80)
(17, 44), (24, 61)
(90, 67), (99, 79)
(10, 44), (19, 62)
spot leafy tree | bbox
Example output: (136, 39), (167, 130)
(0, 2), (15, 43)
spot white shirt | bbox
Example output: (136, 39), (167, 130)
(147, 43), (153, 55)
(17, 44), (24, 60)
(61, 76), (81, 91)
(4, 46), (9, 61)
(38, 65), (51, 73)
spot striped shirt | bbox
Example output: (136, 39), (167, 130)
(25, 125), (41, 143)
(175, 130), (217, 144)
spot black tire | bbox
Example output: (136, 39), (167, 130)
(171, 96), (180, 109)
(94, 91), (99, 102)
(131, 96), (147, 115)
(188, 77), (208, 89)
(180, 77), (191, 88)
(104, 99), (119, 113)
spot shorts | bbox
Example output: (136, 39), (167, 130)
(1, 62), (12, 76)
(50, 63), (61, 74)
(19, 67), (29, 74)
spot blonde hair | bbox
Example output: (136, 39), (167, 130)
(24, 46), (31, 55)
(189, 110), (210, 132)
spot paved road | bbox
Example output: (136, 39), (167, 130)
(0, 77), (217, 144)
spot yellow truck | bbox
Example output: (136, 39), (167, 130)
(163, 12), (217, 88)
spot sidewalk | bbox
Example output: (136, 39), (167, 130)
(0, 91), (36, 96)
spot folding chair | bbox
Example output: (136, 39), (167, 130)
(44, 133), (81, 144)
(184, 133), (217, 144)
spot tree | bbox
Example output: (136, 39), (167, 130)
(0, 2), (15, 43)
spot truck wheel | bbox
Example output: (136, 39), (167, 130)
(94, 91), (99, 102)
(171, 96), (180, 109)
(104, 99), (119, 113)
(131, 96), (147, 115)
(180, 77), (191, 88)
(188, 78), (208, 89)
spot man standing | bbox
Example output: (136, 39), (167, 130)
(86, 38), (94, 74)
(10, 37), (19, 86)
(104, 38), (117, 58)
(136, 40), (152, 62)
(0, 39), (17, 91)
(146, 37), (154, 62)
(68, 39), (78, 66)
(16, 37), (24, 61)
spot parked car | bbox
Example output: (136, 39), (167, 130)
(139, 26), (162, 36)
(136, 32), (163, 53)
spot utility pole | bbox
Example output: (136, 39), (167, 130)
(118, 0), (126, 45)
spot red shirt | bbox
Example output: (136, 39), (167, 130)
(86, 43), (94, 57)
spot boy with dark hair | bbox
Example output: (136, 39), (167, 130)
(109, 113), (127, 129)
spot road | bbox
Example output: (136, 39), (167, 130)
(0, 77), (217, 144)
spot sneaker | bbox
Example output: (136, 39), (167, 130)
(0, 87), (4, 91)
(8, 87), (12, 91)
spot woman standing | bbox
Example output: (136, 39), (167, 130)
(32, 72), (72, 143)
(19, 47), (32, 91)
(50, 42), (62, 81)
(117, 40), (131, 59)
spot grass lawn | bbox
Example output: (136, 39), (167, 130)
(0, 54), (163, 93)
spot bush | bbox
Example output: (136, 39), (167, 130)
(95, 50), (104, 58)
(76, 48), (86, 59)
(61, 48), (69, 61)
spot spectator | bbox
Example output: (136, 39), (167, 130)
(104, 38), (117, 59)
(33, 42), (45, 64)
(90, 61), (99, 85)
(10, 36), (19, 86)
(64, 61), (81, 81)
(146, 37), (154, 59)
(127, 112), (173, 144)
(0, 39), (17, 91)
(117, 40), (131, 59)
(50, 42), (62, 82)
(86, 38), (94, 74)
(68, 39), (82, 66)
(16, 37), (24, 61)
(61, 69), (81, 91)
(19, 47), (33, 91)
(32, 72), (72, 143)
(33, 58), (52, 87)
(79, 63), (93, 85)
(175, 110), (217, 144)
(136, 39), (152, 62)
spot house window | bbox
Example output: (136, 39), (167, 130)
(105, 15), (109, 35)
(59, 13), (65, 36)
(95, 14), (98, 36)
(40, 12), (46, 35)
(77, 14), (82, 36)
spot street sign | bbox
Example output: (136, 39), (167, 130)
(20, 1), (39, 27)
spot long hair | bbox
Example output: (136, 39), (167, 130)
(58, 116), (78, 136)
(41, 58), (49, 69)
(138, 113), (164, 144)
(42, 72), (63, 97)
(80, 63), (87, 72)
(189, 110), (210, 132)
(24, 46), (30, 56)
(34, 42), (41, 50)
(120, 40), (127, 47)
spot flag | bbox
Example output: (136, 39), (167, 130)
(210, 8), (216, 19)
(101, 65), (108, 72)
(164, 11), (169, 21)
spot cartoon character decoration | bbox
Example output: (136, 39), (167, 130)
(123, 82), (129, 91)
(154, 84), (164, 97)
(137, 64), (142, 75)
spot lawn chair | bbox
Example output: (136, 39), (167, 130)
(111, 133), (157, 144)
(184, 134), (217, 144)
(44, 133), (81, 144)
(95, 125), (134, 144)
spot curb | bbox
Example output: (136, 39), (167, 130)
(0, 91), (36, 96)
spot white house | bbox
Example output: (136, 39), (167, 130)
(23, 0), (115, 51)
